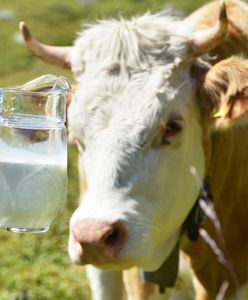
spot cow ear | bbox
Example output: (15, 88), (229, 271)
(200, 56), (248, 128)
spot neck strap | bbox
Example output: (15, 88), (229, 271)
(184, 176), (213, 241)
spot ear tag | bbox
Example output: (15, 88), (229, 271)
(212, 110), (223, 119)
(212, 102), (231, 119)
(142, 242), (179, 294)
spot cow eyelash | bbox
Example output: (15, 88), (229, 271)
(161, 117), (184, 146)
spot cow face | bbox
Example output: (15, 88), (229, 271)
(68, 48), (248, 272)
(67, 18), (208, 271)
(68, 73), (205, 271)
(19, 3), (231, 272)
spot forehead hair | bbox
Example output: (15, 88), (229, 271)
(68, 12), (195, 147)
(71, 12), (192, 76)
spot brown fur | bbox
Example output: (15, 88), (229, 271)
(21, 1), (248, 299)
(123, 268), (157, 300)
(201, 56), (248, 126)
(183, 125), (248, 299)
(181, 57), (248, 299)
(185, 0), (248, 61)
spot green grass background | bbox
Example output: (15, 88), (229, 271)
(0, 0), (206, 299)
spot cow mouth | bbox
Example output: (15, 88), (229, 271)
(71, 249), (136, 270)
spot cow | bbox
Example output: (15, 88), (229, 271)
(20, 0), (248, 299)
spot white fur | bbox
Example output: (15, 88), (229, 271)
(68, 12), (205, 299)
(86, 266), (124, 300)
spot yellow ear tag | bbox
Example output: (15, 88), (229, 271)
(212, 102), (231, 119)
(212, 111), (223, 118)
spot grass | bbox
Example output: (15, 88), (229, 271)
(0, 0), (207, 86)
(0, 0), (205, 299)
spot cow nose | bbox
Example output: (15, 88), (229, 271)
(72, 220), (127, 262)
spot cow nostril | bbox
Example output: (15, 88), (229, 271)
(104, 228), (120, 246)
(72, 220), (127, 259)
(103, 222), (127, 250)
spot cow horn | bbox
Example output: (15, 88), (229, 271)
(19, 21), (72, 70)
(188, 1), (228, 57)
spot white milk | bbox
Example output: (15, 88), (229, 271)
(0, 140), (67, 232)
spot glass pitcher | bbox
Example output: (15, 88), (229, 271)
(0, 74), (71, 233)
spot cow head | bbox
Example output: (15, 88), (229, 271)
(20, 1), (248, 271)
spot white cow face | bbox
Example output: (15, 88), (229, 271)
(19, 0), (243, 277)
(64, 12), (230, 271)
(68, 37), (205, 270)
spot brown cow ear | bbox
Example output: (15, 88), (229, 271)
(200, 56), (248, 128)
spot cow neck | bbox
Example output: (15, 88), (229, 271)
(142, 197), (212, 294)
(182, 127), (248, 297)
(183, 124), (215, 242)
(184, 176), (213, 242)
(142, 133), (215, 294)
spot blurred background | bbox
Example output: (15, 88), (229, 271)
(0, 0), (206, 299)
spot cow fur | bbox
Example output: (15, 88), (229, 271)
(20, 0), (248, 299)
(67, 4), (248, 300)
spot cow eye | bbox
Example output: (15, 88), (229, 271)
(161, 116), (184, 145)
